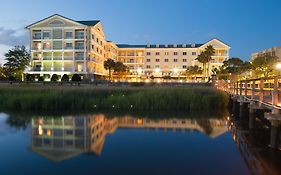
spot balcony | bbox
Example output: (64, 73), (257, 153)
(43, 56), (52, 60)
(75, 36), (84, 39)
(64, 56), (74, 60)
(53, 57), (63, 60)
(75, 46), (84, 50)
(33, 36), (41, 40)
(75, 56), (84, 61)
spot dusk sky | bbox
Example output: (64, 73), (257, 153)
(0, 0), (280, 63)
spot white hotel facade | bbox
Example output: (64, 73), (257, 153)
(26, 14), (230, 81)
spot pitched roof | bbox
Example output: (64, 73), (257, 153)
(117, 44), (203, 49)
(76, 20), (100, 26)
(117, 44), (147, 48)
(26, 14), (100, 28)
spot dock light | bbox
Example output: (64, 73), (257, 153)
(276, 63), (281, 69)
(227, 117), (230, 121)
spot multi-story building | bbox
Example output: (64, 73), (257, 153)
(26, 14), (230, 81)
(26, 14), (108, 81)
(117, 39), (230, 79)
(251, 46), (281, 61)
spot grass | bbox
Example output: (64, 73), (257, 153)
(0, 84), (229, 112)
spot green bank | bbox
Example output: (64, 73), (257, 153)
(0, 85), (229, 112)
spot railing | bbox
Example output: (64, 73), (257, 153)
(217, 76), (281, 109)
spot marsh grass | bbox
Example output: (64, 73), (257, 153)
(0, 85), (229, 112)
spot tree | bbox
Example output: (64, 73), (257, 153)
(4, 46), (30, 80)
(185, 65), (203, 78)
(196, 45), (215, 80)
(217, 57), (253, 80)
(72, 74), (81, 82)
(0, 66), (8, 80)
(104, 59), (116, 80)
(61, 74), (69, 82)
(251, 55), (278, 77)
(113, 62), (129, 80)
(51, 74), (59, 82)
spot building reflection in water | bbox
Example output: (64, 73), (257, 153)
(31, 114), (227, 162)
(227, 118), (281, 175)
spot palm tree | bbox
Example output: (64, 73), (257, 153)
(205, 45), (215, 77)
(104, 59), (116, 80)
(196, 52), (208, 80)
(196, 45), (215, 81)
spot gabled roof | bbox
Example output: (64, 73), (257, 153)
(26, 14), (100, 29)
(76, 20), (100, 26)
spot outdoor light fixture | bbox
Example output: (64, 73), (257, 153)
(276, 63), (281, 69)
(155, 68), (160, 73)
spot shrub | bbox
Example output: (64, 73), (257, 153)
(51, 74), (59, 82)
(61, 74), (69, 82)
(72, 74), (81, 82)
(26, 74), (35, 82)
(38, 76), (44, 82)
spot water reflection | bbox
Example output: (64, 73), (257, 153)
(31, 114), (227, 162)
(227, 118), (281, 175)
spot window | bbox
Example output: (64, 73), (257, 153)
(192, 52), (197, 56)
(129, 59), (134, 63)
(183, 52), (187, 55)
(53, 41), (62, 50)
(92, 45), (94, 49)
(92, 34), (94, 39)
(96, 38), (99, 43)
(174, 59), (178, 62)
(174, 52), (178, 56)
(65, 32), (73, 39)
(156, 59), (160, 62)
(183, 59), (187, 62)
(165, 52), (169, 55)
(147, 65), (151, 69)
(183, 65), (187, 69)
(33, 32), (41, 39)
(155, 65), (160, 68)
(164, 59), (169, 62)
(156, 52), (160, 56)
(53, 29), (63, 39)
(43, 32), (50, 39)
(146, 52), (151, 56)
(75, 31), (84, 39)
(65, 43), (73, 49)
(146, 59), (151, 62)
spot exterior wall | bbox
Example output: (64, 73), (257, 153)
(27, 15), (230, 81)
(251, 46), (281, 61)
(27, 15), (108, 81)
(117, 40), (229, 79)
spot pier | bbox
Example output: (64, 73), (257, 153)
(217, 76), (281, 149)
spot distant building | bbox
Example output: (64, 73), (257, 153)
(26, 14), (230, 81)
(251, 46), (281, 61)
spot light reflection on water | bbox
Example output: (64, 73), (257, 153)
(0, 112), (254, 175)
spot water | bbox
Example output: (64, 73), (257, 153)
(0, 112), (279, 175)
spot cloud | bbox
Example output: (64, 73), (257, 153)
(0, 27), (28, 46)
(0, 27), (28, 65)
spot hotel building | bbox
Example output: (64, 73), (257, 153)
(26, 14), (230, 81)
(251, 46), (281, 61)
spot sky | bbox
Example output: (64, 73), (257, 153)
(0, 0), (280, 63)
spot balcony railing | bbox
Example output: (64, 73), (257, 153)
(75, 57), (84, 61)
(33, 36), (41, 40)
(75, 46), (84, 50)
(64, 56), (74, 60)
(43, 56), (52, 60)
(75, 35), (84, 39)
(53, 57), (63, 60)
